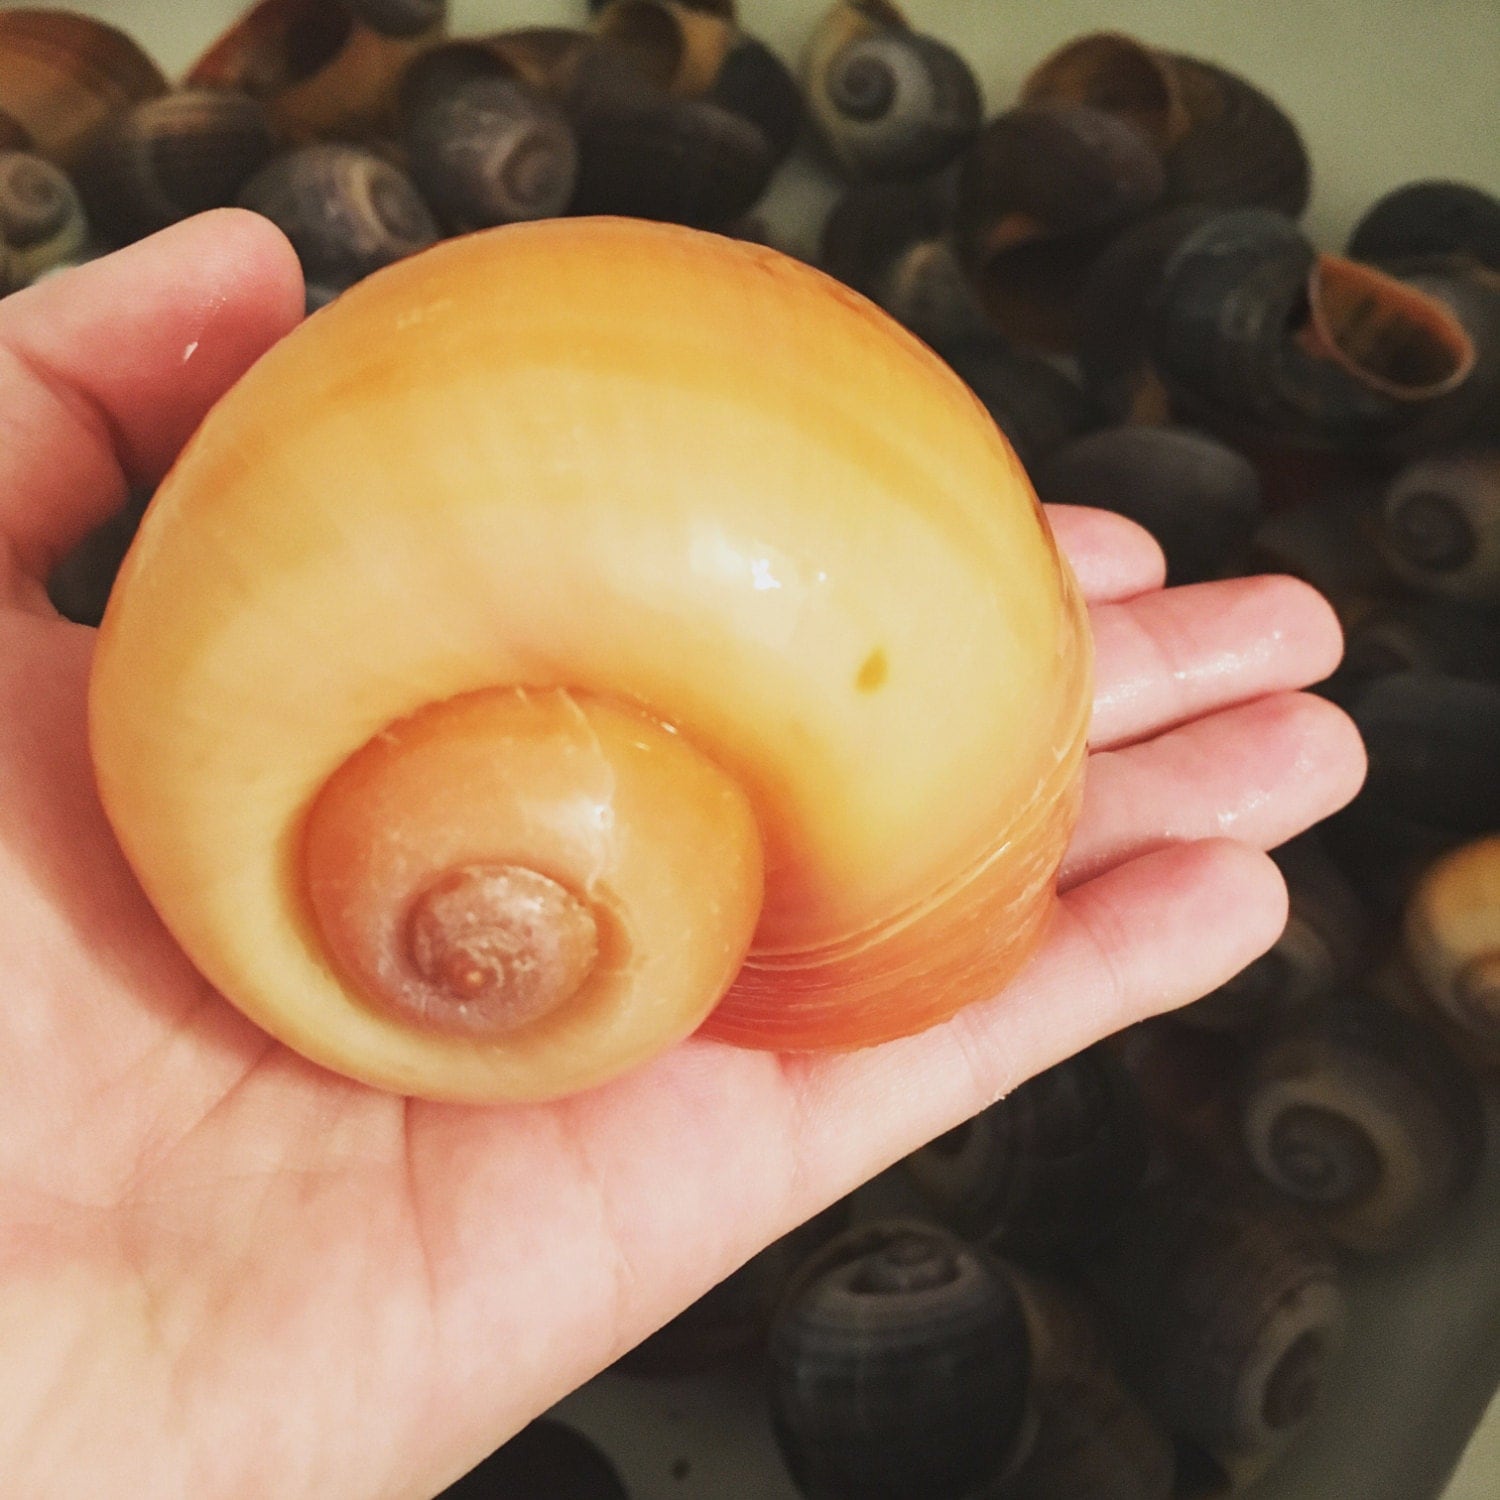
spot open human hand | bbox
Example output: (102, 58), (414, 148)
(0, 211), (1364, 1500)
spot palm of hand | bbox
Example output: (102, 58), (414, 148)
(0, 213), (1364, 1500)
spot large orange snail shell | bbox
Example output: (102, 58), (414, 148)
(89, 217), (1092, 1102)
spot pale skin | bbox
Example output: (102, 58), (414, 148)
(0, 211), (1366, 1499)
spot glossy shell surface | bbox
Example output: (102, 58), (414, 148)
(89, 217), (1092, 1101)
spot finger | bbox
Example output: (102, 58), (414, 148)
(1060, 691), (1367, 888)
(1089, 573), (1345, 750)
(1044, 504), (1167, 603)
(0, 208), (303, 588)
(782, 839), (1287, 1195)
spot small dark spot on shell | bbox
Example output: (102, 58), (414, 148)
(856, 647), (889, 691)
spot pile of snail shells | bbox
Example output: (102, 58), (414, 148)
(623, 1042), (1360, 1499)
(17, 2), (1499, 1494)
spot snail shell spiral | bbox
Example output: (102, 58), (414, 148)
(89, 217), (1091, 1102)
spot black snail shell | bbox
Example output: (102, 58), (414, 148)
(236, 141), (438, 292)
(617, 1202), (849, 1375)
(1379, 450), (1500, 606)
(1071, 204), (1479, 446)
(1348, 180), (1500, 276)
(1238, 998), (1485, 1254)
(768, 1220), (1030, 1500)
(1031, 424), (1262, 585)
(434, 1417), (629, 1499)
(802, 0), (981, 182)
(0, 150), (88, 285)
(1086, 1170), (1345, 1465)
(934, 337), (1103, 472)
(1182, 837), (1371, 1035)
(401, 74), (579, 230)
(1140, 209), (1476, 448)
(72, 89), (279, 247)
(900, 1044), (1149, 1256)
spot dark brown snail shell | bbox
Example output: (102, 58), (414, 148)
(590, 0), (736, 14)
(0, 149), (87, 284)
(1323, 672), (1500, 916)
(802, 1), (981, 182)
(435, 1417), (628, 1500)
(616, 1202), (849, 1375)
(1404, 836), (1500, 1062)
(399, 28), (593, 107)
(1242, 494), (1390, 625)
(819, 176), (988, 346)
(1349, 181), (1500, 277)
(591, 0), (736, 97)
(952, 102), (1165, 349)
(1021, 33), (1310, 219)
(1182, 838), (1372, 1035)
(1379, 450), (1500, 606)
(561, 38), (777, 229)
(401, 75), (578, 230)
(71, 89), (278, 248)
(768, 1220), (1031, 1500)
(1071, 203), (1220, 421)
(1348, 672), (1500, 836)
(900, 1045), (1149, 1257)
(1086, 1169), (1345, 1465)
(703, 33), (805, 167)
(236, 142), (438, 292)
(998, 1369), (1176, 1500)
(0, 9), (166, 167)
(1155, 57), (1310, 219)
(1339, 594), (1500, 686)
(0, 108), (31, 153)
(997, 1268), (1176, 1500)
(1111, 1019), (1248, 1161)
(47, 491), (150, 627)
(1032, 424), (1262, 585)
(1239, 997), (1485, 1254)
(346, 0), (447, 40)
(186, 0), (442, 142)
(935, 337), (1103, 472)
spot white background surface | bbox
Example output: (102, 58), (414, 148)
(10, 2), (1500, 1497)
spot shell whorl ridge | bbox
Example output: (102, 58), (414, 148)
(89, 217), (1091, 1101)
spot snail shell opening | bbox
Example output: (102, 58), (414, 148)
(89, 217), (1091, 1102)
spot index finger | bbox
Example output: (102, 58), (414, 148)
(0, 208), (302, 593)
